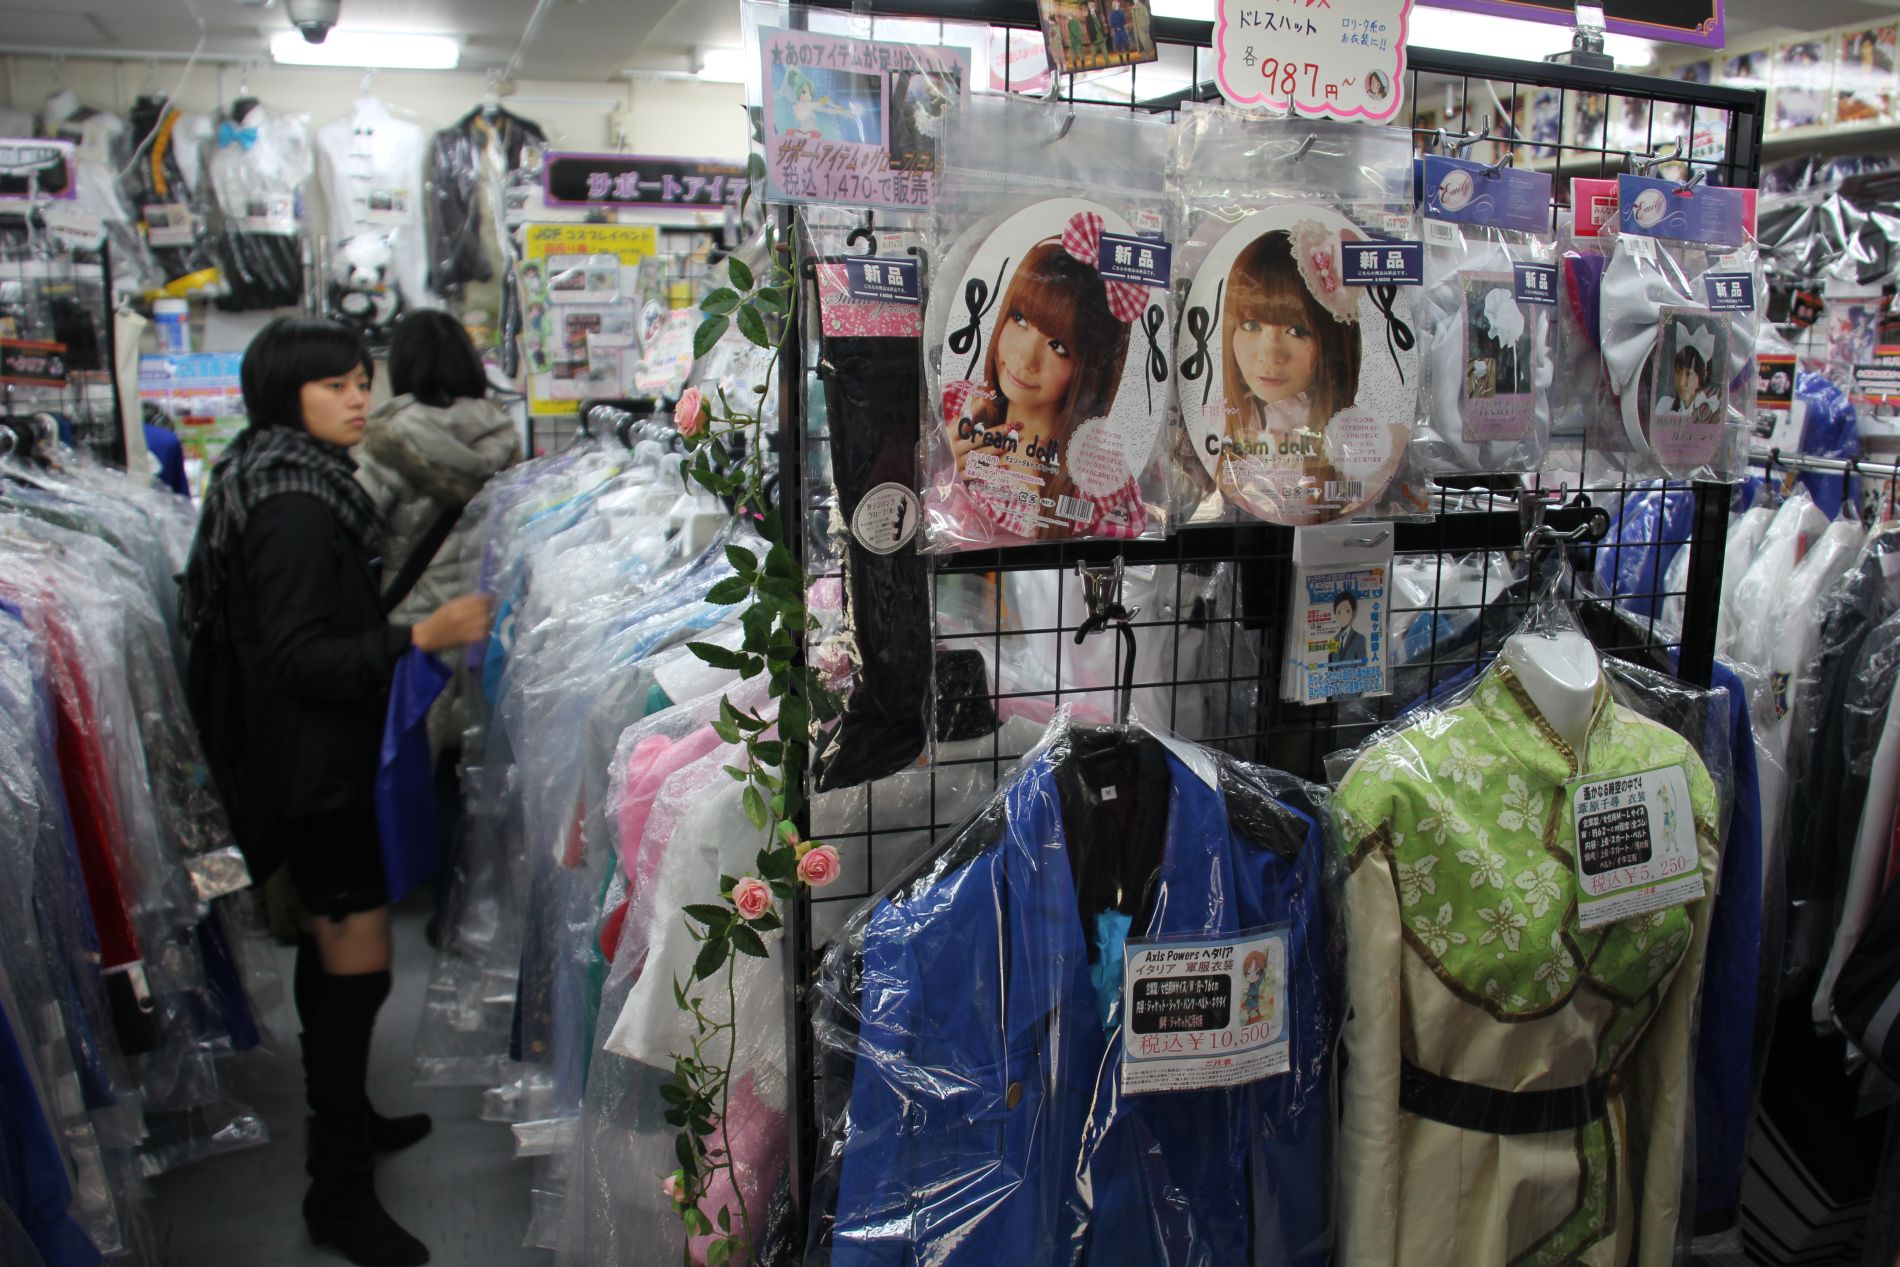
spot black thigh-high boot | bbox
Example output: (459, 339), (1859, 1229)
(296, 938), (430, 1154)
(302, 968), (430, 1266)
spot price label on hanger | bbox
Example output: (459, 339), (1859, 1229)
(1121, 927), (1292, 1094)
(1213, 0), (1412, 122)
(1568, 764), (1704, 931)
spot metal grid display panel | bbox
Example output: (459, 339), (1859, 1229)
(784, 18), (1765, 1210)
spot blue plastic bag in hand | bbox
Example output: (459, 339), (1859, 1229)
(376, 648), (453, 903)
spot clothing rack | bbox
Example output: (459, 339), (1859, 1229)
(772, 10), (1767, 1224)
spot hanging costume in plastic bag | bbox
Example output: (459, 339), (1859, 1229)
(206, 101), (313, 311)
(807, 715), (1341, 1266)
(126, 95), (219, 291)
(1330, 592), (1727, 1266)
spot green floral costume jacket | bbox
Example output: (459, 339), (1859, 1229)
(1332, 663), (1720, 1267)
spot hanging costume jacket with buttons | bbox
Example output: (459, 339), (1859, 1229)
(1331, 661), (1721, 1267)
(807, 722), (1338, 1267)
(206, 101), (313, 311)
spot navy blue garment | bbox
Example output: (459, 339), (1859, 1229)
(1594, 483), (1696, 619)
(1792, 369), (1859, 519)
(1397, 642), (1763, 1235)
(0, 997), (100, 1267)
(375, 647), (453, 904)
(142, 423), (191, 499)
(811, 728), (1336, 1267)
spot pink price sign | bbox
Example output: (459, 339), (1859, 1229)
(1215, 0), (1413, 121)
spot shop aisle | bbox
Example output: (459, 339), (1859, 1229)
(149, 897), (549, 1266)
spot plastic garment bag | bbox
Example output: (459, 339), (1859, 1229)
(376, 648), (454, 903)
(807, 716), (1341, 1267)
(1329, 587), (1729, 1267)
(205, 101), (313, 311)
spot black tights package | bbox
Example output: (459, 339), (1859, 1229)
(813, 334), (931, 791)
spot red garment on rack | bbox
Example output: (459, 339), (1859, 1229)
(1, 583), (143, 970)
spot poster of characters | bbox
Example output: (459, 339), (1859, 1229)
(518, 223), (657, 417)
(1837, 27), (1897, 125)
(1460, 274), (1534, 443)
(1037, 0), (1157, 75)
(1774, 39), (1829, 131)
(758, 28), (970, 210)
(928, 199), (1171, 547)
(1291, 564), (1387, 702)
(1647, 308), (1729, 466)
(1176, 205), (1416, 527)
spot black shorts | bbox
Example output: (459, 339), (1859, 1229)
(281, 809), (388, 921)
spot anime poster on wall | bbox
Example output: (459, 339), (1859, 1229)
(518, 223), (657, 417)
(757, 27), (971, 210)
(1036, 0), (1158, 74)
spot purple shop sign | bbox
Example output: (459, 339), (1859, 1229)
(1414, 0), (1723, 49)
(544, 153), (746, 211)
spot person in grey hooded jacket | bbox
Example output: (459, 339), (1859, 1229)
(356, 310), (520, 748)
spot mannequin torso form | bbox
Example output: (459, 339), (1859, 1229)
(1501, 630), (1601, 754)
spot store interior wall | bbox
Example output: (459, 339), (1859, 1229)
(0, 57), (749, 159)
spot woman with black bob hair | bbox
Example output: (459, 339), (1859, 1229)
(181, 317), (491, 1267)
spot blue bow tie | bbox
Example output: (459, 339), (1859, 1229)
(218, 121), (258, 151)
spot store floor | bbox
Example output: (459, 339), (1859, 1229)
(150, 897), (550, 1266)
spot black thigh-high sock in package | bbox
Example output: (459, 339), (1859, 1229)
(813, 334), (931, 791)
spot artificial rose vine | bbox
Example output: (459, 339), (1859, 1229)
(656, 161), (837, 1267)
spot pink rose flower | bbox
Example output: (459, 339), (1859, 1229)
(676, 387), (707, 437)
(797, 844), (841, 888)
(731, 876), (773, 921)
(662, 1172), (686, 1204)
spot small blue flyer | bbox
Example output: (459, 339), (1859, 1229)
(1422, 156), (1553, 235)
(1617, 174), (1747, 248)
(1341, 239), (1423, 287)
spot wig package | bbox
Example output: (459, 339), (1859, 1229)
(920, 97), (1177, 552)
(1599, 174), (1760, 482)
(1169, 110), (1424, 528)
(1415, 154), (1558, 476)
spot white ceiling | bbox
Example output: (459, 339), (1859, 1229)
(0, 0), (744, 81)
(4, 0), (1900, 81)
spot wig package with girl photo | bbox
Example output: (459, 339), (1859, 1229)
(1169, 111), (1424, 528)
(919, 97), (1178, 552)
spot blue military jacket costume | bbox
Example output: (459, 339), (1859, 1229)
(807, 724), (1337, 1266)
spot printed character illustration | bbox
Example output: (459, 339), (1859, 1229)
(778, 66), (871, 144)
(1329, 590), (1368, 666)
(1242, 948), (1272, 1026)
(1657, 321), (1721, 425)
(944, 212), (1147, 541)
(1218, 224), (1362, 524)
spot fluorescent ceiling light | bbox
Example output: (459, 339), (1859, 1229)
(1407, 7), (1657, 66)
(270, 30), (459, 69)
(696, 47), (747, 82)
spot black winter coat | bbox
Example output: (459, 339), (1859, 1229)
(224, 493), (411, 828)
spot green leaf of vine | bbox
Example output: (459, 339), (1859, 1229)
(730, 925), (768, 958)
(694, 314), (730, 358)
(687, 641), (748, 670)
(742, 786), (767, 830)
(705, 576), (752, 606)
(736, 303), (770, 348)
(691, 936), (728, 983)
(724, 544), (757, 577)
(728, 255), (755, 291)
(700, 287), (741, 316)
(682, 903), (730, 929)
(752, 286), (786, 313)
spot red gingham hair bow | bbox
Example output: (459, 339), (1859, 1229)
(1060, 211), (1149, 325)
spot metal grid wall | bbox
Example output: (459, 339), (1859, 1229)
(781, 8), (1767, 1209)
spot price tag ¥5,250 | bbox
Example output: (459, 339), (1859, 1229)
(1215, 0), (1413, 122)
(1568, 764), (1704, 931)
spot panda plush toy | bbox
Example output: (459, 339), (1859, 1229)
(329, 234), (403, 345)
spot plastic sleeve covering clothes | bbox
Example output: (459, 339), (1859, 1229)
(426, 108), (546, 299)
(0, 446), (281, 1254)
(806, 716), (1342, 1266)
(801, 208), (932, 790)
(1415, 182), (1557, 477)
(206, 102), (313, 311)
(920, 98), (1176, 551)
(1168, 111), (1422, 529)
(126, 98), (219, 290)
(1328, 590), (1730, 1267)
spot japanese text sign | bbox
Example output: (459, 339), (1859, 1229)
(1215, 0), (1412, 121)
(544, 154), (746, 211)
(758, 27), (971, 211)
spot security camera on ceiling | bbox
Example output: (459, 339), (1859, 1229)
(284, 0), (342, 43)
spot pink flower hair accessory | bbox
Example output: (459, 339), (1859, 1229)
(1290, 219), (1361, 324)
(1059, 210), (1150, 324)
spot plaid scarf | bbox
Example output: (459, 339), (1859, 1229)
(181, 426), (382, 641)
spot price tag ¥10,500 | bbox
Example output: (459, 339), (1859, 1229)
(1215, 0), (1413, 122)
(1568, 764), (1704, 931)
